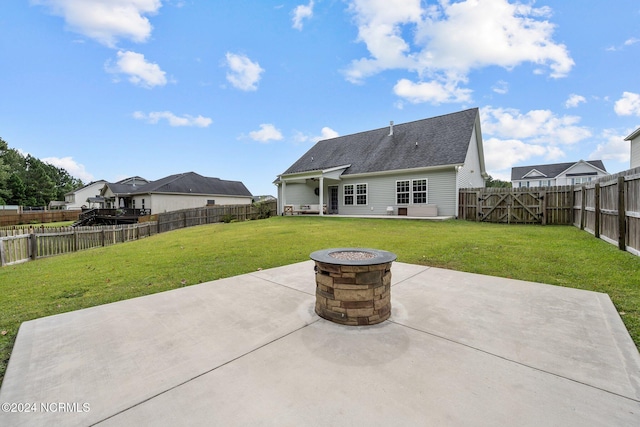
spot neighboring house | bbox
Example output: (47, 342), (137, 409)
(275, 108), (487, 217)
(64, 180), (108, 210)
(100, 172), (252, 214)
(511, 160), (608, 188)
(625, 127), (640, 169)
(101, 176), (150, 209)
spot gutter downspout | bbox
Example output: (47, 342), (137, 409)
(319, 176), (324, 216)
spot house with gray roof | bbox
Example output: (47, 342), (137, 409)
(275, 108), (487, 217)
(100, 172), (252, 214)
(63, 179), (108, 210)
(511, 160), (608, 188)
(625, 127), (640, 169)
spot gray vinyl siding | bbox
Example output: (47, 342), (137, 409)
(334, 169), (457, 216)
(282, 181), (319, 206)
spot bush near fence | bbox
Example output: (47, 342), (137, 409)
(459, 167), (640, 256)
(0, 201), (277, 267)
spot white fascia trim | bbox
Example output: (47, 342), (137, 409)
(277, 164), (351, 183)
(343, 164), (460, 179)
(322, 164), (351, 174)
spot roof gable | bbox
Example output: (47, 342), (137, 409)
(511, 160), (607, 181)
(282, 108), (479, 176)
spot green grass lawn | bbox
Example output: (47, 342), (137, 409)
(1, 216), (639, 386)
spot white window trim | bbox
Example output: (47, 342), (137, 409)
(396, 179), (428, 205)
(355, 183), (368, 205)
(344, 183), (368, 205)
(396, 180), (410, 205)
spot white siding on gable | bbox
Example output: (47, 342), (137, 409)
(66, 181), (107, 210)
(457, 126), (485, 189)
(631, 138), (640, 169)
(556, 162), (607, 185)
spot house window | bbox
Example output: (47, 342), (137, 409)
(572, 177), (593, 185)
(356, 184), (367, 205)
(344, 184), (354, 205)
(141, 199), (145, 210)
(412, 179), (427, 204)
(396, 180), (410, 204)
(344, 184), (367, 205)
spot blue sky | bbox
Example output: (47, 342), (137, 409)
(1, 0), (639, 197)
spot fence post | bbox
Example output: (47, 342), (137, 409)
(594, 183), (600, 238)
(0, 240), (5, 266)
(540, 190), (547, 225)
(30, 233), (37, 260)
(580, 185), (586, 230)
(618, 176), (626, 251)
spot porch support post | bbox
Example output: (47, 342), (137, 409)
(281, 180), (287, 215)
(319, 176), (324, 216)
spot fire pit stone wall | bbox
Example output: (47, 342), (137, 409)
(310, 248), (396, 326)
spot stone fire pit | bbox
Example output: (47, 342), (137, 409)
(310, 248), (397, 326)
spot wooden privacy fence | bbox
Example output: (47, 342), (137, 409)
(156, 202), (276, 233)
(0, 210), (80, 227)
(0, 201), (277, 267)
(458, 167), (640, 256)
(459, 185), (575, 225)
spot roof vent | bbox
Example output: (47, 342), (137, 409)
(389, 121), (394, 136)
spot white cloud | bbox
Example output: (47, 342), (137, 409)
(106, 50), (167, 88)
(614, 92), (640, 116)
(625, 37), (640, 46)
(589, 130), (631, 163)
(32, 0), (161, 48)
(249, 124), (283, 143)
(393, 78), (472, 104)
(292, 1), (314, 30)
(133, 111), (212, 127)
(318, 126), (339, 140)
(481, 106), (591, 145)
(294, 126), (340, 143)
(345, 0), (573, 104)
(480, 105), (598, 178)
(565, 94), (586, 108)
(483, 138), (548, 171)
(41, 156), (95, 182)
(492, 80), (509, 95)
(225, 52), (264, 91)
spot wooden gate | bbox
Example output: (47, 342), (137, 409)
(459, 186), (574, 225)
(478, 190), (544, 223)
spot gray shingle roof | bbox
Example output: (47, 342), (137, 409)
(131, 172), (252, 197)
(281, 108), (479, 176)
(511, 160), (606, 181)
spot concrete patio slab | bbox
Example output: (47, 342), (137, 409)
(1, 261), (639, 426)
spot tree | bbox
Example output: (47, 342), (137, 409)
(0, 138), (11, 203)
(6, 174), (26, 205)
(486, 175), (512, 188)
(0, 138), (85, 206)
(24, 155), (57, 206)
